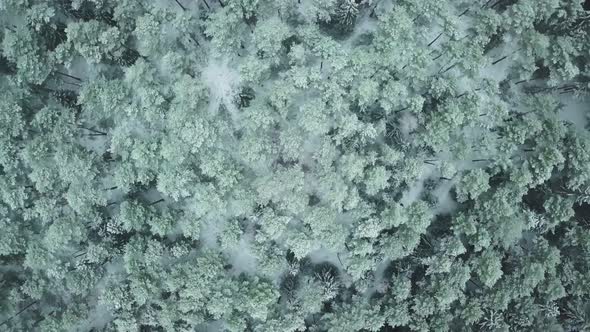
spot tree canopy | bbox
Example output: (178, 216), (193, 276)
(1, 0), (590, 331)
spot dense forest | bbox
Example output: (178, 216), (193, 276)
(1, 0), (590, 331)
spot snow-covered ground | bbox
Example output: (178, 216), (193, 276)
(202, 57), (242, 120)
(559, 95), (589, 132)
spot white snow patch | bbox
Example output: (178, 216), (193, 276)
(200, 220), (223, 249)
(309, 247), (344, 270)
(423, 25), (445, 51)
(425, 149), (492, 215)
(456, 15), (474, 37)
(401, 165), (434, 206)
(432, 179), (457, 215)
(202, 58), (241, 120)
(481, 58), (512, 82)
(68, 57), (92, 81)
(346, 11), (379, 46)
(401, 179), (426, 206)
(374, 258), (391, 282)
(141, 188), (165, 205)
(153, 0), (202, 14)
(365, 257), (391, 296)
(226, 238), (258, 275)
(559, 96), (589, 132)
(436, 149), (487, 172)
(399, 112), (418, 138)
(455, 159), (482, 172)
(355, 13), (378, 34)
(76, 305), (113, 332)
(479, 34), (520, 83)
(78, 135), (108, 155)
(198, 320), (226, 332)
(456, 75), (478, 95)
(301, 135), (324, 167)
(335, 211), (357, 227)
(99, 174), (124, 215)
(153, 0), (177, 10)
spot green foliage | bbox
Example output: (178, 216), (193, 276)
(1, 25), (53, 83)
(473, 249), (503, 288)
(59, 20), (124, 64)
(457, 169), (491, 203)
(0, 0), (589, 331)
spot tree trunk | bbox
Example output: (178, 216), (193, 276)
(55, 71), (82, 82)
(174, 0), (186, 11)
(0, 301), (38, 327)
(427, 32), (443, 47)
